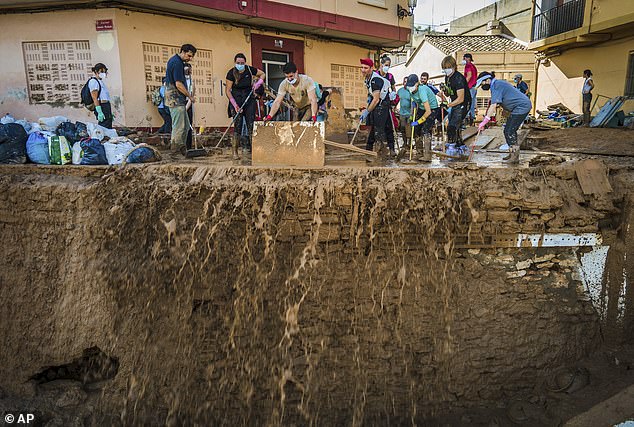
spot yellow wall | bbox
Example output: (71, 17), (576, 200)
(0, 8), (370, 128)
(269, 0), (407, 27)
(536, 35), (634, 113)
(588, 0), (634, 33)
(0, 9), (124, 124)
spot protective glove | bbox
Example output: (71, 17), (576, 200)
(478, 116), (491, 131)
(410, 117), (426, 127)
(229, 97), (241, 113)
(388, 91), (397, 101)
(263, 115), (272, 122)
(253, 78), (264, 90)
(312, 115), (317, 123)
(95, 106), (105, 122)
(360, 109), (370, 123)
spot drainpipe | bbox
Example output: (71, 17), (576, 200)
(532, 56), (541, 116)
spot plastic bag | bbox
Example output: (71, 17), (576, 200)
(126, 146), (159, 164)
(56, 121), (78, 143)
(103, 139), (135, 165)
(39, 116), (70, 131)
(72, 141), (83, 165)
(48, 135), (72, 165)
(0, 123), (28, 164)
(29, 122), (42, 134)
(75, 122), (89, 140)
(79, 138), (108, 165)
(0, 114), (15, 125)
(26, 132), (51, 164)
(87, 122), (118, 140)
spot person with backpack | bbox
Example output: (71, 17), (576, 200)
(156, 78), (171, 134)
(225, 53), (265, 159)
(87, 63), (113, 129)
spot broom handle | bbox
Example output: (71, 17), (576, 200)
(215, 91), (253, 148)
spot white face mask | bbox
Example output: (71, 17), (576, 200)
(407, 86), (416, 93)
(442, 68), (454, 76)
(98, 72), (107, 80)
(382, 65), (390, 73)
(461, 60), (467, 65)
(288, 77), (297, 85)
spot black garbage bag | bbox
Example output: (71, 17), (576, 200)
(0, 123), (28, 164)
(56, 121), (78, 143)
(75, 122), (89, 140)
(79, 138), (108, 165)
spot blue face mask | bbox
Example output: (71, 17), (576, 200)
(235, 63), (245, 71)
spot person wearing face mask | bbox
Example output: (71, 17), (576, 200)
(358, 58), (392, 159)
(225, 53), (265, 159)
(476, 71), (532, 164)
(514, 74), (529, 95)
(367, 55), (398, 157)
(88, 63), (113, 129)
(165, 44), (197, 154)
(405, 74), (440, 162)
(440, 55), (471, 148)
(461, 53), (478, 126)
(264, 62), (318, 122)
(396, 77), (412, 143)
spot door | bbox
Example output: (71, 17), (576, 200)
(262, 51), (290, 94)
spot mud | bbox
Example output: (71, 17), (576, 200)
(1, 161), (633, 425)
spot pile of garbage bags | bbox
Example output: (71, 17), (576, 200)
(0, 113), (160, 165)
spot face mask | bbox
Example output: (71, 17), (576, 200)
(443, 68), (454, 76)
(461, 60), (467, 65)
(235, 63), (245, 71)
(382, 65), (390, 73)
(481, 83), (491, 91)
(288, 77), (297, 85)
(98, 72), (107, 80)
(407, 86), (416, 93)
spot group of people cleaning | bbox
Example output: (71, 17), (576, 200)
(88, 44), (532, 164)
(359, 53), (532, 164)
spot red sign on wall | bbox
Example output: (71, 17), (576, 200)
(96, 19), (114, 31)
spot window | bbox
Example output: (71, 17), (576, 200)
(625, 52), (634, 97)
(262, 51), (290, 93)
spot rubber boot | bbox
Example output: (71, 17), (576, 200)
(420, 134), (432, 162)
(375, 141), (389, 159)
(503, 145), (520, 164)
(231, 134), (240, 160)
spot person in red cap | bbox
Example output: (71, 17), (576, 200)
(359, 58), (393, 159)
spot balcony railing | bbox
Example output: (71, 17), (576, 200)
(532, 0), (586, 41)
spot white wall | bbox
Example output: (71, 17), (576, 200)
(390, 43), (446, 88)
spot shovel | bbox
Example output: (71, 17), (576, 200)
(350, 118), (362, 145)
(401, 106), (418, 165)
(185, 108), (206, 158)
(214, 91), (254, 149)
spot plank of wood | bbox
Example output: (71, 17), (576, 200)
(574, 159), (612, 195)
(472, 135), (495, 148)
(324, 140), (377, 156)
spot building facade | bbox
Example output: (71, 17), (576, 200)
(0, 0), (412, 127)
(529, 0), (634, 114)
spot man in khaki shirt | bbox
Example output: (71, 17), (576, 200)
(264, 62), (318, 122)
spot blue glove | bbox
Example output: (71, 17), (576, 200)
(410, 120), (419, 127)
(360, 110), (369, 122)
(95, 106), (105, 122)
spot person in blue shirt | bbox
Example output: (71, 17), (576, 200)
(164, 44), (196, 154)
(396, 77), (412, 142)
(514, 74), (529, 95)
(405, 74), (440, 162)
(476, 71), (532, 164)
(157, 78), (171, 134)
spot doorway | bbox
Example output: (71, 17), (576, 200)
(262, 51), (290, 93)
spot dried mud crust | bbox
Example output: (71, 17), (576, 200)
(0, 164), (633, 425)
(532, 128), (634, 156)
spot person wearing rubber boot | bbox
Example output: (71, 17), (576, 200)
(264, 62), (318, 123)
(364, 55), (398, 157)
(476, 71), (532, 164)
(404, 74), (440, 162)
(165, 44), (196, 155)
(359, 58), (392, 160)
(226, 53), (266, 160)
(440, 56), (471, 150)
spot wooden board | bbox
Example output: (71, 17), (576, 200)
(574, 159), (612, 195)
(324, 140), (377, 156)
(471, 135), (495, 148)
(252, 122), (325, 167)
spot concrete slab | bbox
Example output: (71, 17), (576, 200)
(252, 121), (325, 167)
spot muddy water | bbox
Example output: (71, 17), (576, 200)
(0, 163), (632, 425)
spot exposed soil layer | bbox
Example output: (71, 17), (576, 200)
(1, 161), (633, 425)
